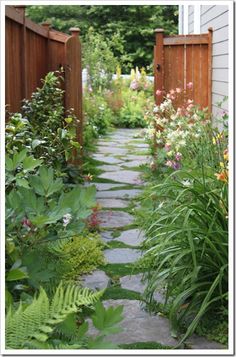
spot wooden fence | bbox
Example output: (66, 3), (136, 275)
(5, 6), (83, 146)
(154, 28), (213, 110)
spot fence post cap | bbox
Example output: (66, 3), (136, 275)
(69, 27), (81, 36)
(41, 21), (51, 28)
(208, 27), (213, 32)
(154, 28), (164, 33)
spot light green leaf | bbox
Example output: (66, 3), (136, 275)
(6, 268), (28, 281)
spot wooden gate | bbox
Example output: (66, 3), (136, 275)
(154, 28), (213, 111)
(5, 6), (83, 146)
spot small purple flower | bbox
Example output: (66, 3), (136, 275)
(130, 80), (139, 90)
(175, 152), (182, 161)
(172, 161), (181, 170)
(22, 218), (32, 229)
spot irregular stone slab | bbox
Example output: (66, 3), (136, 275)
(97, 146), (128, 155)
(186, 335), (226, 349)
(96, 189), (142, 199)
(101, 231), (114, 242)
(81, 270), (109, 291)
(98, 211), (134, 228)
(97, 198), (129, 208)
(119, 274), (165, 303)
(120, 160), (149, 168)
(115, 229), (145, 246)
(90, 183), (124, 191)
(123, 155), (149, 162)
(99, 170), (143, 185)
(99, 165), (122, 172)
(88, 299), (225, 348)
(104, 248), (141, 264)
(88, 299), (177, 346)
(92, 154), (123, 164)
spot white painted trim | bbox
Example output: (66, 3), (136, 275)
(183, 5), (189, 34)
(178, 5), (183, 34)
(194, 4), (201, 33)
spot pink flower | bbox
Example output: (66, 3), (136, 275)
(167, 93), (171, 99)
(170, 89), (175, 95)
(187, 99), (193, 104)
(156, 89), (162, 96)
(165, 143), (171, 152)
(187, 82), (193, 89)
(187, 103), (194, 112)
(176, 88), (181, 93)
(175, 152), (182, 161)
(170, 95), (176, 100)
(166, 160), (173, 167)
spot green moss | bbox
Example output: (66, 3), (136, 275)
(119, 341), (172, 349)
(102, 287), (143, 301)
(101, 263), (146, 278)
(111, 230), (121, 238)
(106, 240), (137, 249)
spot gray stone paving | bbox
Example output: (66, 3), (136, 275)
(82, 128), (225, 350)
(81, 270), (109, 290)
(96, 189), (141, 199)
(115, 229), (145, 246)
(99, 170), (143, 184)
(104, 248), (141, 264)
(97, 198), (129, 208)
(97, 210), (134, 228)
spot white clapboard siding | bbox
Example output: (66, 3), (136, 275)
(201, 10), (228, 31)
(212, 80), (228, 95)
(212, 54), (228, 69)
(201, 5), (228, 25)
(200, 5), (229, 116)
(188, 5), (194, 34)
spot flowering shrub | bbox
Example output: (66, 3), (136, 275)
(144, 85), (221, 172)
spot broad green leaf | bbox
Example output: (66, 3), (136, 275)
(12, 149), (28, 169)
(5, 157), (14, 171)
(15, 178), (30, 189)
(6, 268), (28, 281)
(23, 156), (42, 171)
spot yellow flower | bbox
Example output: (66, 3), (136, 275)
(212, 138), (216, 145)
(223, 149), (228, 161)
(220, 162), (224, 168)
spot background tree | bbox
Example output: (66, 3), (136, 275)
(26, 5), (178, 73)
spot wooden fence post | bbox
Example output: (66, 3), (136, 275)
(41, 22), (51, 72)
(14, 5), (27, 99)
(65, 27), (83, 164)
(208, 27), (213, 114)
(154, 28), (164, 105)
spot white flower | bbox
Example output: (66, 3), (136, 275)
(153, 106), (159, 113)
(63, 213), (72, 227)
(182, 180), (191, 187)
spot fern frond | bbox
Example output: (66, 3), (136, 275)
(6, 283), (103, 349)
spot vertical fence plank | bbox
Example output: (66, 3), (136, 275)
(154, 29), (164, 105)
(65, 28), (83, 159)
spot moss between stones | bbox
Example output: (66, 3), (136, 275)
(106, 240), (140, 249)
(119, 341), (172, 349)
(101, 263), (146, 278)
(102, 287), (143, 301)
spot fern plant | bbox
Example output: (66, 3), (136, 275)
(6, 283), (103, 349)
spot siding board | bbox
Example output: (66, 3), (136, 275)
(212, 68), (228, 82)
(212, 54), (228, 68)
(201, 11), (228, 31)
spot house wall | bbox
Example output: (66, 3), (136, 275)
(179, 5), (229, 117)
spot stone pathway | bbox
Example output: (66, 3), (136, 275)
(82, 128), (225, 350)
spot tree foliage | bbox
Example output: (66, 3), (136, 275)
(26, 5), (178, 72)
